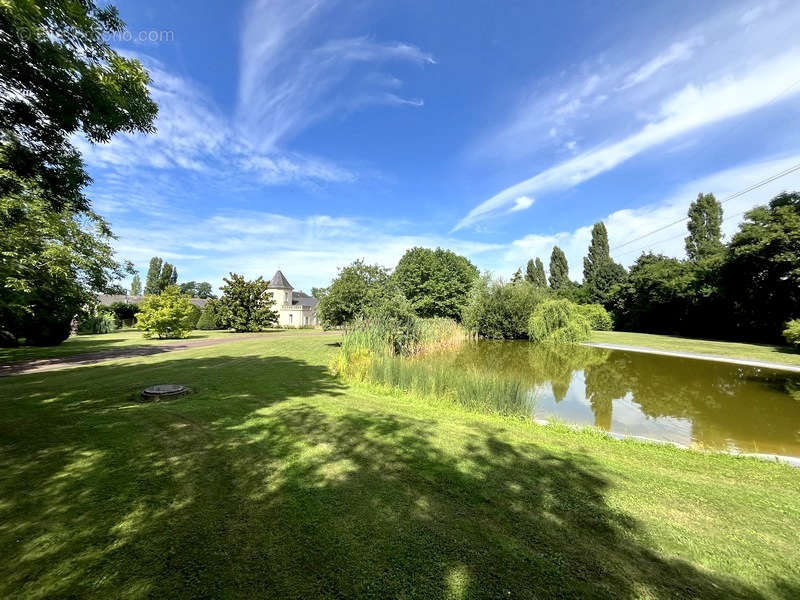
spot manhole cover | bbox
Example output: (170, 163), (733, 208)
(141, 384), (189, 400)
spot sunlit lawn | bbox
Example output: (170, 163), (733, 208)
(1, 334), (798, 598)
(0, 327), (312, 365)
(591, 330), (800, 367)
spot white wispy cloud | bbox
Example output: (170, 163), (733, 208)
(454, 48), (800, 230)
(82, 1), (434, 188)
(237, 0), (434, 151)
(509, 196), (534, 213)
(113, 211), (500, 292)
(497, 153), (800, 281)
(620, 37), (703, 90)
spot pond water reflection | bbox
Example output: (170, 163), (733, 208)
(428, 341), (800, 457)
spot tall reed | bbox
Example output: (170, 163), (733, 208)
(332, 315), (534, 417)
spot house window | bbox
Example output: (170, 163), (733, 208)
(305, 316), (309, 325)
(285, 292), (289, 304)
(289, 313), (293, 324)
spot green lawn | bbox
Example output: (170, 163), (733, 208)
(0, 328), (310, 365)
(591, 330), (800, 367)
(1, 334), (798, 598)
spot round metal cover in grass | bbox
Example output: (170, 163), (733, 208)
(141, 384), (189, 400)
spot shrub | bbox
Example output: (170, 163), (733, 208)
(196, 300), (223, 330)
(462, 275), (549, 339)
(77, 312), (117, 334)
(578, 304), (613, 331)
(187, 304), (202, 329)
(108, 301), (140, 327)
(528, 299), (591, 344)
(136, 285), (196, 339)
(217, 273), (278, 332)
(783, 319), (800, 347)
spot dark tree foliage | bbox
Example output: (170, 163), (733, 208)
(608, 254), (694, 335)
(0, 0), (156, 345)
(158, 263), (177, 291)
(525, 258), (547, 287)
(393, 247), (479, 320)
(685, 193), (724, 261)
(316, 260), (395, 328)
(217, 273), (278, 332)
(548, 246), (570, 291)
(130, 273), (142, 295)
(462, 275), (549, 339)
(583, 222), (626, 304)
(723, 192), (800, 341)
(145, 257), (163, 295)
(510, 268), (523, 285)
(195, 282), (215, 299)
(0, 0), (157, 213)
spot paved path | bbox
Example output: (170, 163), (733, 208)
(584, 342), (800, 373)
(1, 331), (339, 377)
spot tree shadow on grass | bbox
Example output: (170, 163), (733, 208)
(0, 354), (795, 598)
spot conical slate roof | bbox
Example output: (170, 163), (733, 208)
(268, 270), (292, 289)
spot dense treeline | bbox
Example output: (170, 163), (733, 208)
(318, 190), (800, 345)
(608, 191), (800, 343)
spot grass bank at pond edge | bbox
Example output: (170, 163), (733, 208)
(1, 333), (798, 597)
(590, 330), (800, 367)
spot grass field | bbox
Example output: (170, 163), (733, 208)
(591, 330), (800, 367)
(1, 334), (799, 598)
(0, 328), (307, 365)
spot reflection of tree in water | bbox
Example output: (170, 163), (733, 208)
(443, 342), (609, 400)
(584, 352), (800, 454)
(584, 354), (632, 431)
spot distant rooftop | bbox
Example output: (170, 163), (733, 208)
(96, 294), (209, 308)
(268, 270), (292, 289)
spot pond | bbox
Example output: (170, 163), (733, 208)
(422, 341), (800, 458)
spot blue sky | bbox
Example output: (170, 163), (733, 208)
(82, 0), (800, 293)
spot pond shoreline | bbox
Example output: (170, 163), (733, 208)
(531, 418), (800, 468)
(583, 342), (800, 373)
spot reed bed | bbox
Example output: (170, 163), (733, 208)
(332, 316), (534, 416)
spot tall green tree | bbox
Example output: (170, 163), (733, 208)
(316, 260), (394, 328)
(724, 191), (800, 340)
(583, 222), (626, 304)
(549, 246), (570, 290)
(0, 183), (124, 345)
(526, 258), (547, 287)
(195, 282), (215, 299)
(583, 222), (611, 282)
(145, 257), (163, 295)
(685, 193), (724, 261)
(130, 273), (142, 295)
(510, 268), (523, 285)
(393, 248), (479, 320)
(0, 0), (157, 213)
(0, 0), (156, 345)
(217, 273), (278, 332)
(158, 262), (177, 290)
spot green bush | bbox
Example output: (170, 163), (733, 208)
(108, 301), (140, 327)
(196, 300), (223, 330)
(187, 304), (202, 329)
(783, 319), (800, 347)
(462, 275), (549, 339)
(528, 299), (591, 344)
(136, 285), (196, 339)
(578, 304), (613, 331)
(77, 312), (117, 334)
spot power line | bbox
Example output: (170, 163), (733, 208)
(610, 73), (800, 252)
(611, 160), (800, 252)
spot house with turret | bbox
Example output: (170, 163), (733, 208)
(266, 270), (319, 327)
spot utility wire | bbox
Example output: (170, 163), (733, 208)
(615, 206), (751, 258)
(611, 160), (800, 252)
(610, 75), (800, 252)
